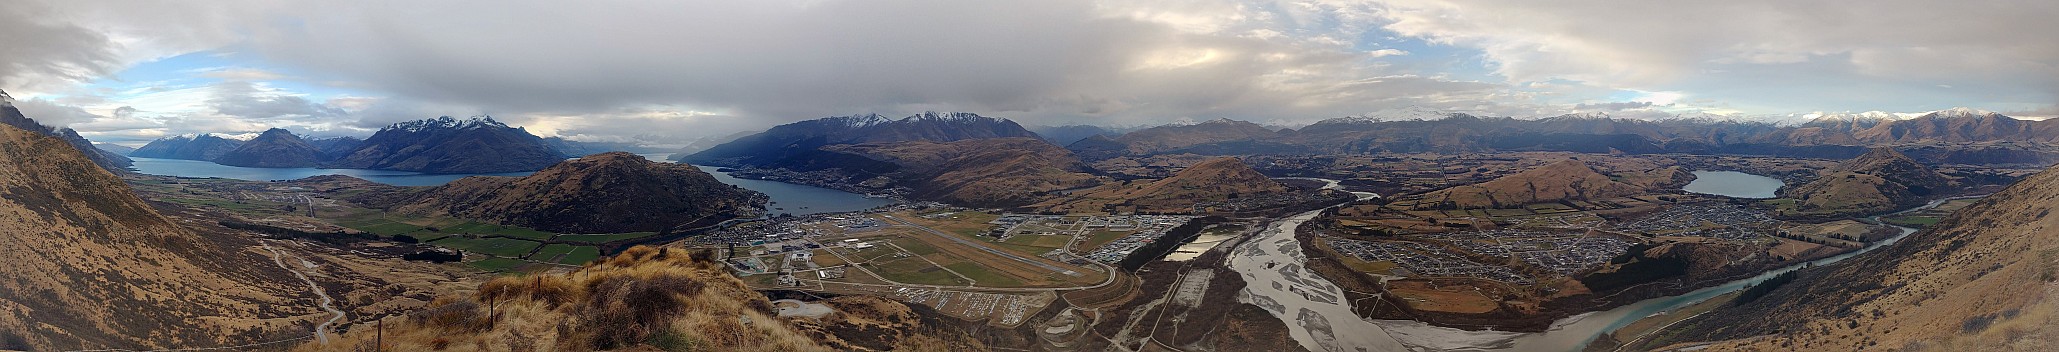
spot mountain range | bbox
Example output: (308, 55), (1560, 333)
(329, 116), (567, 173)
(137, 116), (568, 173)
(1067, 108), (2059, 165)
(131, 133), (249, 161)
(213, 128), (329, 168)
(681, 112), (1042, 166)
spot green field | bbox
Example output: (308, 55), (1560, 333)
(945, 262), (1024, 287)
(556, 232), (659, 244)
(1081, 230), (1130, 250)
(335, 216), (427, 236)
(891, 238), (942, 256)
(467, 257), (531, 272)
(437, 237), (544, 257)
(559, 246), (603, 265)
(443, 221), (557, 240)
(870, 258), (967, 286)
(528, 244), (578, 261)
(1003, 234), (1070, 248)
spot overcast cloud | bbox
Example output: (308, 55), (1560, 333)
(0, 0), (2053, 145)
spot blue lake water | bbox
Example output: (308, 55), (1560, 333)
(129, 157), (534, 186)
(1681, 171), (1784, 199)
(130, 157), (896, 217)
(692, 165), (896, 216)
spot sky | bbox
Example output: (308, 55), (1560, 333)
(2, 0), (2054, 147)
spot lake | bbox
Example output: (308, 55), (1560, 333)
(129, 157), (896, 217)
(693, 165), (896, 216)
(129, 157), (535, 186)
(1681, 171), (1784, 199)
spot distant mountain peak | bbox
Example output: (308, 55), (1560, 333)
(387, 115), (512, 133)
(1319, 106), (1458, 125)
(0, 89), (12, 107)
(903, 111), (997, 123)
(825, 113), (893, 128)
(1928, 107), (2003, 118)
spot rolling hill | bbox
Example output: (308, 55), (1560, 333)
(393, 152), (767, 233)
(1405, 159), (1662, 209)
(1781, 147), (1954, 218)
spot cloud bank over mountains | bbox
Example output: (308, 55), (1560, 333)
(1, 0), (2052, 145)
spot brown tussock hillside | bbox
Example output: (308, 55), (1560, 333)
(301, 246), (979, 352)
(395, 152), (766, 233)
(0, 124), (311, 350)
(1409, 159), (1651, 209)
(1033, 157), (1290, 214)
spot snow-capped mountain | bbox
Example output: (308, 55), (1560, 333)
(329, 116), (566, 173)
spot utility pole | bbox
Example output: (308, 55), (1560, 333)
(375, 317), (383, 352)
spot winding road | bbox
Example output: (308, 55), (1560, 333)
(260, 240), (345, 345)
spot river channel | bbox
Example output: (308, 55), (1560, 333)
(1224, 187), (1966, 351)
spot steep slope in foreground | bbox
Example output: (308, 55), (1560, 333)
(395, 152), (766, 233)
(300, 246), (981, 351)
(214, 128), (329, 167)
(822, 137), (1103, 207)
(1640, 166), (2059, 351)
(1781, 147), (1954, 218)
(1407, 159), (1663, 209)
(331, 116), (566, 173)
(0, 124), (305, 350)
(1033, 157), (1292, 214)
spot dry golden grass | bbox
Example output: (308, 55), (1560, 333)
(297, 246), (834, 352)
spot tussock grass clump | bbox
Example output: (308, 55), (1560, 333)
(299, 245), (834, 352)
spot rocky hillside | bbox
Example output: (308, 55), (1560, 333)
(299, 246), (980, 351)
(214, 128), (328, 168)
(1638, 162), (2059, 351)
(681, 112), (1041, 166)
(1033, 157), (1291, 214)
(0, 123), (306, 350)
(1781, 147), (1954, 218)
(331, 116), (567, 173)
(394, 152), (766, 233)
(0, 91), (131, 171)
(132, 133), (246, 161)
(1406, 159), (1656, 209)
(821, 137), (1103, 207)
